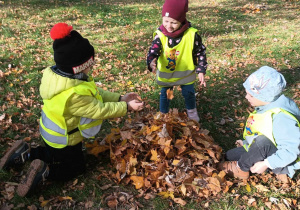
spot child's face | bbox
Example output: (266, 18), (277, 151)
(245, 90), (269, 107)
(163, 16), (181, 33)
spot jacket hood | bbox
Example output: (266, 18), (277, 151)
(40, 67), (85, 100)
(256, 94), (300, 117)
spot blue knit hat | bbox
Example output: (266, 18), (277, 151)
(243, 66), (286, 102)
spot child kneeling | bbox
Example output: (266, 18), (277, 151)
(0, 23), (144, 197)
(218, 66), (300, 182)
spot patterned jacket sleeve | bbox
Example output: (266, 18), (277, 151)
(193, 32), (208, 74)
(146, 33), (162, 72)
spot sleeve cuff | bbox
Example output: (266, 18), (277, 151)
(195, 67), (206, 74)
(264, 159), (273, 169)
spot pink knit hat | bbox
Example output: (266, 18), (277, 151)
(162, 0), (188, 23)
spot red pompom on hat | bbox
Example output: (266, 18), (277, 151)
(50, 23), (73, 40)
(162, 0), (188, 23)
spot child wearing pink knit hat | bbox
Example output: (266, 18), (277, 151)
(147, 0), (208, 122)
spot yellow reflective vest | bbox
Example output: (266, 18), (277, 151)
(155, 28), (197, 87)
(243, 108), (300, 151)
(40, 80), (103, 149)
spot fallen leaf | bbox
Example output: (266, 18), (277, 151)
(180, 184), (186, 196)
(58, 196), (72, 201)
(100, 184), (112, 190)
(167, 89), (174, 100)
(254, 184), (269, 192)
(173, 197), (187, 206)
(246, 182), (251, 192)
(40, 200), (50, 207)
(130, 176), (144, 189)
(158, 191), (174, 199)
(107, 198), (118, 208)
(150, 149), (159, 161)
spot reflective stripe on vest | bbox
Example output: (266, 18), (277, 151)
(79, 117), (102, 138)
(158, 69), (195, 79)
(39, 123), (67, 145)
(40, 111), (102, 143)
(243, 108), (300, 151)
(41, 110), (65, 135)
(40, 110), (67, 146)
(155, 28), (197, 87)
(40, 78), (103, 148)
(156, 71), (196, 86)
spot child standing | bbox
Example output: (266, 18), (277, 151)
(218, 66), (300, 182)
(146, 0), (208, 122)
(0, 23), (144, 197)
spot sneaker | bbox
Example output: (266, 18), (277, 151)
(17, 159), (49, 197)
(218, 161), (249, 179)
(276, 174), (290, 184)
(0, 140), (30, 170)
(187, 108), (200, 122)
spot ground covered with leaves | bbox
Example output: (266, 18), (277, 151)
(2, 109), (300, 209)
(84, 109), (300, 209)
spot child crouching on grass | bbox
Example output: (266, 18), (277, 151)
(0, 23), (144, 197)
(218, 66), (300, 183)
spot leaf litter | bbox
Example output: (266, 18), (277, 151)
(87, 109), (230, 205)
(85, 109), (300, 208)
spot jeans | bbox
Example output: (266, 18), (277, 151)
(160, 84), (196, 113)
(225, 135), (289, 174)
(30, 142), (86, 181)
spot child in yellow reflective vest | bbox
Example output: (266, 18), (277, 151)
(0, 23), (144, 197)
(218, 66), (300, 183)
(146, 0), (208, 122)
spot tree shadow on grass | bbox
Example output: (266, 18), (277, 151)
(280, 66), (300, 85)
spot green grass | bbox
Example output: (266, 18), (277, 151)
(1, 0), (300, 209)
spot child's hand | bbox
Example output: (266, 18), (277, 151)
(127, 100), (144, 111)
(198, 73), (206, 87)
(121, 93), (141, 103)
(150, 58), (157, 73)
(235, 140), (243, 147)
(250, 161), (268, 174)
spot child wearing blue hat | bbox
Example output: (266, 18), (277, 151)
(218, 66), (300, 182)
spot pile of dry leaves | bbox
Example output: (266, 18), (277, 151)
(87, 109), (232, 205)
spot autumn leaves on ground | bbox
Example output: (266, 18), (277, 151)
(1, 0), (300, 209)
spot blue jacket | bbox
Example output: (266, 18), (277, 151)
(250, 95), (300, 177)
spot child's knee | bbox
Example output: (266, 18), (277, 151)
(254, 135), (273, 147)
(181, 86), (195, 99)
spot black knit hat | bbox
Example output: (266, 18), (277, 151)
(50, 23), (95, 74)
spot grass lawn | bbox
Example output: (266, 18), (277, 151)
(0, 0), (300, 209)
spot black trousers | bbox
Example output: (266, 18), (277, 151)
(30, 142), (86, 181)
(225, 135), (289, 174)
